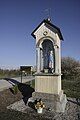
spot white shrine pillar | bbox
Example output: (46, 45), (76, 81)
(36, 47), (41, 73)
(31, 19), (67, 112)
(40, 48), (44, 71)
(54, 45), (58, 73)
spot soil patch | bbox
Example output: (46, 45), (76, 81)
(0, 88), (80, 120)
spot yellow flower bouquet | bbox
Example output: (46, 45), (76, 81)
(35, 99), (45, 113)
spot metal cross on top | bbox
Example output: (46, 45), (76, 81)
(44, 8), (51, 21)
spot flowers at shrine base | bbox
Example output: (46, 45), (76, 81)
(35, 99), (45, 113)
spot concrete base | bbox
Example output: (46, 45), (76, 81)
(34, 74), (67, 112)
(35, 74), (61, 94)
(32, 90), (67, 112)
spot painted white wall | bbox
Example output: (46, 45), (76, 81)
(34, 23), (61, 74)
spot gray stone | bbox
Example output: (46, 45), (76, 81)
(32, 92), (67, 112)
(7, 98), (80, 120)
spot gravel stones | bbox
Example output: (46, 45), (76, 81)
(7, 97), (80, 120)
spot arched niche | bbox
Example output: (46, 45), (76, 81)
(36, 38), (55, 73)
(42, 39), (55, 72)
(37, 36), (56, 48)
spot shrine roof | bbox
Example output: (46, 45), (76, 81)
(31, 19), (63, 40)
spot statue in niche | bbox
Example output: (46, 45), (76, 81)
(42, 39), (54, 73)
(48, 50), (54, 73)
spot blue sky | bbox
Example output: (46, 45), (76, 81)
(0, 0), (80, 69)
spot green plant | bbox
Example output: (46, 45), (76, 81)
(12, 85), (18, 94)
(62, 79), (80, 99)
(26, 79), (35, 89)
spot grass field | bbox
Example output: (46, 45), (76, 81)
(62, 79), (80, 99)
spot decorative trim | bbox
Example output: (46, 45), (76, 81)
(35, 73), (61, 76)
(43, 31), (48, 36)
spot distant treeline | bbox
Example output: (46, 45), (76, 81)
(0, 57), (80, 79)
(0, 69), (20, 78)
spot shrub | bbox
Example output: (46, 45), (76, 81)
(61, 57), (80, 80)
(12, 85), (18, 94)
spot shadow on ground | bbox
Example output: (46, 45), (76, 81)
(18, 83), (34, 104)
(4, 78), (35, 105)
(4, 78), (20, 85)
(67, 98), (80, 106)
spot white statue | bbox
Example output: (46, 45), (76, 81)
(48, 50), (54, 73)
